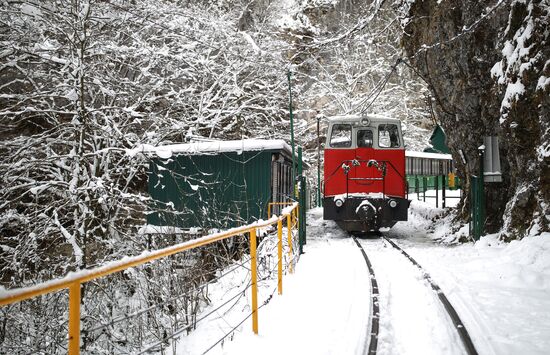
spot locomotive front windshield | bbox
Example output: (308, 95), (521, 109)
(330, 124), (352, 147)
(357, 130), (373, 148)
(378, 124), (400, 148)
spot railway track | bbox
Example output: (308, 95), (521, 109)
(353, 235), (479, 355)
(353, 237), (379, 355)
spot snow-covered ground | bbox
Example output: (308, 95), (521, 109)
(177, 194), (550, 355)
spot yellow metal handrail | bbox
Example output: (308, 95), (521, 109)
(268, 202), (298, 274)
(0, 202), (300, 355)
(267, 201), (295, 219)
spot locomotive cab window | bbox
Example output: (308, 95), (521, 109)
(357, 130), (373, 148)
(378, 124), (400, 148)
(330, 124), (352, 148)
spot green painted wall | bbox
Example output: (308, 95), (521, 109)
(148, 151), (273, 229)
(406, 174), (461, 192)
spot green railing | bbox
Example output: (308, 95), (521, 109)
(470, 175), (485, 240)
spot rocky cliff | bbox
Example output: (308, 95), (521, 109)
(402, 0), (549, 238)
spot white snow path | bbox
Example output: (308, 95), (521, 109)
(179, 209), (370, 355)
(217, 232), (370, 355)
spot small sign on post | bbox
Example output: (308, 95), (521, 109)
(483, 136), (502, 183)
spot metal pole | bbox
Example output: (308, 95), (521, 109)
(277, 219), (283, 295)
(287, 70), (296, 198)
(68, 283), (81, 355)
(442, 174), (446, 208)
(317, 115), (321, 207)
(478, 146), (485, 238)
(250, 229), (258, 334)
(287, 213), (293, 274)
(297, 146), (305, 254)
(434, 175), (439, 208)
(423, 177), (426, 202)
(416, 176), (419, 200)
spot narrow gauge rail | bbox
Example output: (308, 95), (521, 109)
(352, 236), (479, 355)
(353, 237), (380, 355)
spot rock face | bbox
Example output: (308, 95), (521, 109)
(402, 0), (549, 238)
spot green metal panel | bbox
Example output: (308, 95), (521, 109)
(406, 174), (461, 192)
(148, 151), (273, 229)
(298, 175), (307, 253)
(424, 125), (451, 154)
(470, 175), (485, 240)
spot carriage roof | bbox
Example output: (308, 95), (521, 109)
(327, 114), (400, 124)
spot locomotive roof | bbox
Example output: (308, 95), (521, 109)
(327, 114), (400, 124)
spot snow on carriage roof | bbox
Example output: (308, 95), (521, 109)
(406, 150), (453, 160)
(127, 139), (294, 159)
(327, 113), (400, 123)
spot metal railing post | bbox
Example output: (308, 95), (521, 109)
(287, 213), (293, 274)
(250, 228), (258, 334)
(434, 175), (439, 208)
(68, 282), (81, 355)
(423, 177), (427, 202)
(416, 175), (419, 200)
(442, 174), (446, 208)
(296, 205), (300, 250)
(277, 219), (283, 295)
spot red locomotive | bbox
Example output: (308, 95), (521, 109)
(323, 114), (410, 232)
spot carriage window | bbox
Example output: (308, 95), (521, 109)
(378, 124), (400, 148)
(357, 130), (373, 148)
(330, 124), (352, 148)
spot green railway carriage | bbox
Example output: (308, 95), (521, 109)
(406, 124), (461, 193)
(405, 150), (457, 192)
(146, 140), (298, 230)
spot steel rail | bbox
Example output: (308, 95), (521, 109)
(382, 237), (479, 355)
(352, 237), (379, 355)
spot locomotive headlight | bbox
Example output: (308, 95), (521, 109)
(389, 200), (398, 208)
(360, 117), (370, 126)
(335, 198), (344, 208)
